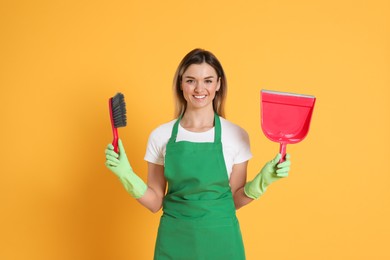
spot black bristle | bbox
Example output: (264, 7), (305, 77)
(111, 92), (127, 128)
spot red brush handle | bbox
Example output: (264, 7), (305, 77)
(279, 143), (287, 163)
(109, 98), (119, 154)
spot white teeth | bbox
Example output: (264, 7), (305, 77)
(194, 95), (206, 99)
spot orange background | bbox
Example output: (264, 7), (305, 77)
(1, 0), (389, 259)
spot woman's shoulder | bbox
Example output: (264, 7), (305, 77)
(219, 116), (249, 136)
(149, 119), (177, 139)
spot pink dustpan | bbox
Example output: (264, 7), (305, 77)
(261, 89), (316, 162)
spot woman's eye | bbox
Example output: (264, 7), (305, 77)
(186, 80), (194, 84)
(205, 80), (213, 84)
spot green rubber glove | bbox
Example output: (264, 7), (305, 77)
(244, 153), (291, 199)
(105, 139), (147, 199)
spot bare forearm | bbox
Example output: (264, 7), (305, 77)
(136, 162), (166, 213)
(137, 187), (164, 213)
(233, 186), (253, 210)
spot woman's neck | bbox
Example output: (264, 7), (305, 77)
(180, 109), (215, 132)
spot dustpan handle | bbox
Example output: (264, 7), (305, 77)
(279, 143), (287, 163)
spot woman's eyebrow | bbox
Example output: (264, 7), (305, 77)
(183, 75), (215, 79)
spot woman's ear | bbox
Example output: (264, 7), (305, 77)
(216, 77), (221, 91)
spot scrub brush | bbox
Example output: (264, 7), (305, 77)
(109, 92), (127, 153)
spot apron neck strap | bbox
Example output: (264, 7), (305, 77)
(213, 113), (222, 143)
(170, 113), (221, 143)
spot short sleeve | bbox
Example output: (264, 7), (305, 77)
(144, 120), (175, 165)
(144, 130), (165, 165)
(233, 128), (252, 165)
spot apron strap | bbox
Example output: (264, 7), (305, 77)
(169, 113), (222, 144)
(214, 113), (222, 143)
(169, 115), (181, 142)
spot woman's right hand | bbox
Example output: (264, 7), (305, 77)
(105, 139), (133, 178)
(105, 139), (147, 199)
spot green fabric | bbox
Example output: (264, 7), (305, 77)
(154, 114), (245, 260)
(244, 153), (291, 199)
(105, 139), (147, 199)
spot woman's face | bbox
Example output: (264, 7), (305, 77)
(181, 62), (220, 112)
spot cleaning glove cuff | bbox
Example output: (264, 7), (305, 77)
(105, 139), (148, 199)
(244, 153), (291, 200)
(118, 170), (147, 199)
(244, 173), (268, 200)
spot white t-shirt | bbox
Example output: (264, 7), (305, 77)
(144, 116), (252, 178)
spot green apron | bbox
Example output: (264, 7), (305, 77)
(154, 114), (245, 260)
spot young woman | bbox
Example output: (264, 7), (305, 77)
(105, 48), (291, 259)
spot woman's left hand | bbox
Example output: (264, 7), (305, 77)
(244, 153), (291, 199)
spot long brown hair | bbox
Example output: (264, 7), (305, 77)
(173, 48), (227, 118)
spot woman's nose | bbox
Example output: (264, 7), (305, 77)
(194, 82), (205, 92)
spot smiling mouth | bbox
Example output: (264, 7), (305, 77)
(194, 95), (206, 99)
